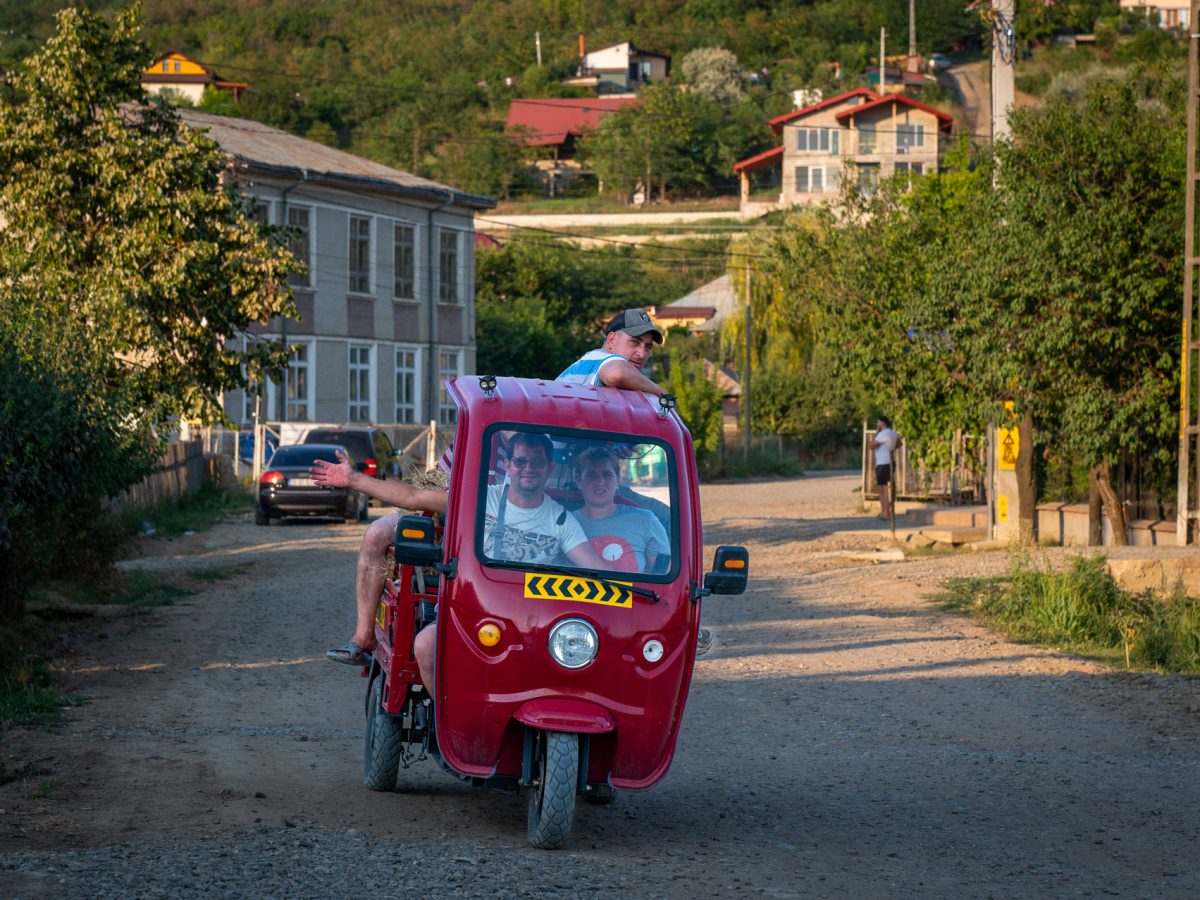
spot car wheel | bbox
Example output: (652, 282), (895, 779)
(527, 730), (578, 849)
(357, 493), (368, 522)
(343, 499), (358, 524)
(255, 506), (270, 526)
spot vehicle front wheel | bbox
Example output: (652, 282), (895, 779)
(363, 674), (402, 791)
(527, 730), (578, 849)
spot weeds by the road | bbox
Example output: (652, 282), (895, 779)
(121, 482), (253, 538)
(939, 552), (1200, 675)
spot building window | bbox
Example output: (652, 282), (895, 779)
(394, 223), (415, 300)
(287, 206), (311, 287)
(895, 161), (924, 178)
(349, 215), (371, 294)
(896, 123), (925, 154)
(395, 347), (418, 423)
(438, 229), (459, 304)
(796, 127), (839, 154)
(438, 350), (460, 425)
(287, 344), (311, 421)
(173, 60), (181, 73)
(348, 344), (372, 423)
(252, 201), (270, 226)
(161, 61), (169, 73)
(795, 166), (828, 193)
(858, 124), (877, 154)
(856, 163), (880, 196)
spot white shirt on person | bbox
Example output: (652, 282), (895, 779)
(874, 428), (899, 466)
(482, 483), (587, 563)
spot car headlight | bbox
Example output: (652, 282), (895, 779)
(547, 618), (598, 670)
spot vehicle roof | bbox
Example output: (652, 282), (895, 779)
(448, 376), (689, 442)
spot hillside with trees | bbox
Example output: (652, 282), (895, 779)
(0, 0), (1117, 199)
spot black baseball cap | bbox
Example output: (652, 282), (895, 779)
(604, 308), (664, 345)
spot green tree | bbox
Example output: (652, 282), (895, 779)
(0, 4), (298, 615)
(666, 347), (725, 471)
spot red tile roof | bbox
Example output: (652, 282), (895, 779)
(768, 89), (882, 133)
(834, 94), (953, 128)
(505, 97), (639, 147)
(733, 144), (784, 174)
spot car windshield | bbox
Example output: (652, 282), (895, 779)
(269, 445), (348, 468)
(475, 426), (676, 580)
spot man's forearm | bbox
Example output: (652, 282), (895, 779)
(347, 470), (447, 513)
(603, 360), (664, 396)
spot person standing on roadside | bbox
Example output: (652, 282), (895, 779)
(871, 415), (902, 521)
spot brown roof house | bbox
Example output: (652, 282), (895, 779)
(141, 51), (249, 105)
(733, 88), (953, 216)
(174, 110), (495, 430)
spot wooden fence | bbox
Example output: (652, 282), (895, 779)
(106, 440), (207, 515)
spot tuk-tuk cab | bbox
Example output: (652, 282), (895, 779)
(360, 375), (748, 848)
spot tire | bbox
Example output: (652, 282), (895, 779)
(527, 731), (578, 849)
(363, 674), (402, 791)
(357, 493), (368, 522)
(343, 500), (358, 524)
(254, 506), (270, 526)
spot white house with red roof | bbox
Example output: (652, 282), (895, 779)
(733, 88), (953, 215)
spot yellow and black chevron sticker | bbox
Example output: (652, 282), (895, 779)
(524, 573), (633, 609)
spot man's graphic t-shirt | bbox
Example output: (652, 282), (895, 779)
(482, 484), (588, 563)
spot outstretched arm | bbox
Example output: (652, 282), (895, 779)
(311, 451), (448, 514)
(598, 358), (664, 396)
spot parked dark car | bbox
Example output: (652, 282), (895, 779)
(301, 427), (399, 481)
(256, 444), (368, 525)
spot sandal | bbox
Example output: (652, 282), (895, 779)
(325, 641), (372, 666)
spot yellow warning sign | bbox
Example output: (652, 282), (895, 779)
(998, 402), (1019, 471)
(524, 573), (633, 609)
(997, 495), (1009, 523)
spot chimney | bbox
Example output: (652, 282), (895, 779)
(579, 33), (585, 60)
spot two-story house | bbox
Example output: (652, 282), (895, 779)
(1119, 0), (1190, 27)
(141, 51), (249, 104)
(175, 110), (495, 430)
(560, 39), (670, 96)
(733, 88), (952, 215)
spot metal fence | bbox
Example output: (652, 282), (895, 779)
(862, 427), (986, 504)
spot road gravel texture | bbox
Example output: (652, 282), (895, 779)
(3, 473), (1200, 898)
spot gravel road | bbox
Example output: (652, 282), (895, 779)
(3, 473), (1200, 898)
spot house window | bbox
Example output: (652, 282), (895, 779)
(438, 229), (460, 304)
(438, 350), (460, 425)
(349, 215), (371, 294)
(287, 206), (311, 288)
(795, 166), (827, 193)
(394, 223), (415, 300)
(895, 162), (924, 178)
(896, 123), (925, 154)
(857, 163), (880, 196)
(173, 60), (181, 73)
(858, 124), (877, 154)
(348, 344), (373, 423)
(287, 343), (311, 421)
(796, 128), (839, 154)
(252, 201), (270, 226)
(161, 61), (169, 73)
(395, 347), (418, 423)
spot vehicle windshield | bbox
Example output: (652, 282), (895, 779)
(475, 426), (676, 580)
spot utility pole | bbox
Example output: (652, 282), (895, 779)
(535, 31), (542, 67)
(1177, 0), (1200, 544)
(990, 0), (1016, 145)
(908, 0), (919, 73)
(880, 28), (886, 92)
(743, 264), (752, 463)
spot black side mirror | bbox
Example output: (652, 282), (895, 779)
(703, 545), (748, 595)
(393, 514), (441, 567)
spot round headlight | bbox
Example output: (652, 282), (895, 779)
(547, 618), (598, 670)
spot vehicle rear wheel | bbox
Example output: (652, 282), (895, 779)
(527, 730), (578, 849)
(363, 674), (402, 791)
(357, 493), (368, 522)
(254, 506), (270, 526)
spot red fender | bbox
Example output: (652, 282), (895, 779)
(513, 698), (615, 734)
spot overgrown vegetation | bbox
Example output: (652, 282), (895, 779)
(0, 7), (295, 619)
(940, 554), (1200, 674)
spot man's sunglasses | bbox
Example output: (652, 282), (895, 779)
(509, 456), (549, 470)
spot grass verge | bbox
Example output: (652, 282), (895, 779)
(937, 551), (1200, 675)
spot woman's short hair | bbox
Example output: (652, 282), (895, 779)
(573, 445), (621, 478)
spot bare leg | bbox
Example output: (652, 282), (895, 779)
(349, 512), (398, 649)
(414, 622), (435, 688)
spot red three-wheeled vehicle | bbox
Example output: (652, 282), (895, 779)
(358, 375), (748, 848)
